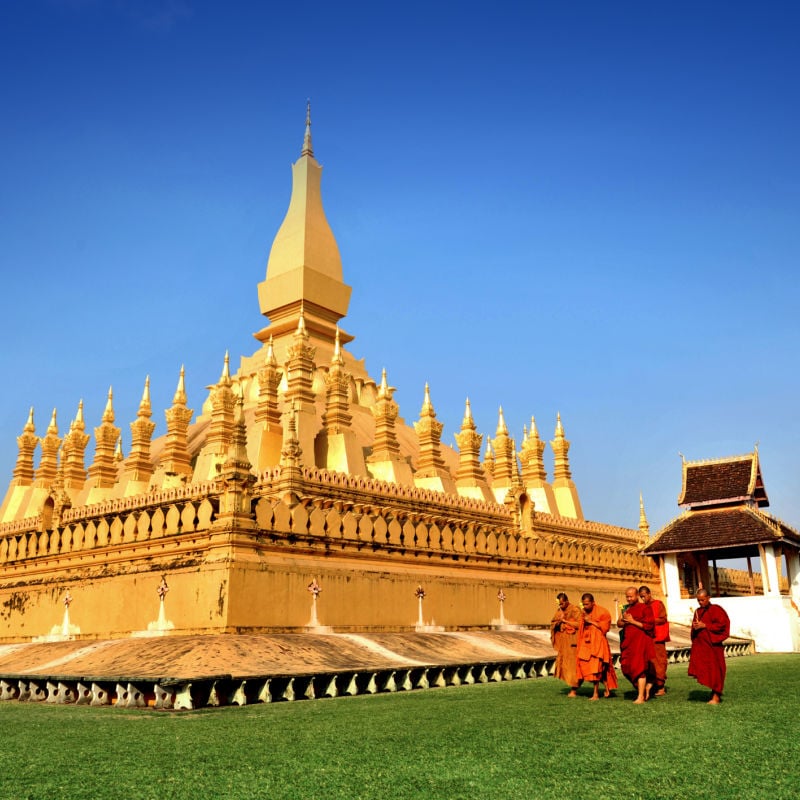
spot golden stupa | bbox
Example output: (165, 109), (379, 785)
(0, 108), (654, 641)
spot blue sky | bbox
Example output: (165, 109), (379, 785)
(1, 0), (798, 537)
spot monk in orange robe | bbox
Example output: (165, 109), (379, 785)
(550, 592), (583, 696)
(688, 588), (731, 704)
(576, 592), (618, 699)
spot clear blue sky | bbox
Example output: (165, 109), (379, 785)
(1, 0), (798, 537)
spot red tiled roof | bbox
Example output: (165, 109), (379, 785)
(644, 507), (800, 555)
(678, 453), (768, 508)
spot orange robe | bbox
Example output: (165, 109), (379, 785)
(576, 604), (618, 689)
(550, 603), (583, 688)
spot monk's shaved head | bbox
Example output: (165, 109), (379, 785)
(696, 588), (710, 598)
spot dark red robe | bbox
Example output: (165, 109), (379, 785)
(688, 603), (730, 694)
(620, 601), (656, 684)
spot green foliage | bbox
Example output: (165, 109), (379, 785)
(1, 654), (798, 800)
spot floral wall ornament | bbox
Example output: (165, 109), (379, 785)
(497, 589), (506, 602)
(415, 585), (425, 600)
(307, 578), (321, 597)
(157, 577), (169, 600)
(63, 591), (73, 608)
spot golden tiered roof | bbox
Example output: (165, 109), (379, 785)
(0, 109), (587, 528)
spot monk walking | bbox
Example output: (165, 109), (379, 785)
(639, 585), (669, 695)
(688, 588), (731, 704)
(618, 586), (656, 703)
(576, 592), (618, 700)
(550, 592), (583, 697)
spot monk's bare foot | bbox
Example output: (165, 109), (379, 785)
(567, 690), (577, 697)
(603, 688), (610, 698)
(707, 696), (721, 705)
(645, 683), (653, 700)
(590, 693), (599, 701)
(634, 696), (646, 704)
(654, 688), (666, 697)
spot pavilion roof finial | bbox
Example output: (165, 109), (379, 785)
(301, 99), (314, 158)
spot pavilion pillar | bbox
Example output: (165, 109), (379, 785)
(662, 554), (681, 610)
(785, 549), (800, 605)
(759, 544), (781, 597)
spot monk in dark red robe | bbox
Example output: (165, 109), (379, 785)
(576, 592), (618, 700)
(618, 586), (656, 703)
(688, 588), (731, 704)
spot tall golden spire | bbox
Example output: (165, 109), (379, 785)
(413, 383), (447, 478)
(454, 398), (492, 501)
(256, 104), (352, 347)
(301, 99), (313, 157)
(62, 400), (90, 490)
(124, 376), (157, 486)
(10, 408), (38, 486)
(159, 366), (194, 479)
(255, 335), (282, 430)
(549, 413), (584, 519)
(34, 409), (61, 486)
(87, 387), (121, 490)
(638, 492), (650, 537)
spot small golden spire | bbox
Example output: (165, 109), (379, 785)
(75, 399), (85, 428)
(332, 325), (343, 365)
(23, 406), (35, 434)
(530, 415), (539, 438)
(47, 408), (58, 434)
(496, 406), (508, 436)
(378, 368), (389, 398)
(462, 397), (474, 426)
(102, 387), (115, 423)
(638, 491), (650, 536)
(421, 382), (433, 415)
(554, 412), (564, 437)
(266, 335), (277, 368)
(219, 351), (231, 385)
(114, 436), (124, 462)
(485, 438), (494, 458)
(173, 366), (188, 405)
(297, 304), (308, 336)
(138, 376), (152, 416)
(301, 99), (314, 157)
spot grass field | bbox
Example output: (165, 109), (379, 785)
(1, 654), (798, 800)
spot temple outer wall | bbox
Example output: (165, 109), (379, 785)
(0, 473), (654, 642)
(0, 547), (641, 642)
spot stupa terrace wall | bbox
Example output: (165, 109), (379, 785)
(0, 461), (654, 641)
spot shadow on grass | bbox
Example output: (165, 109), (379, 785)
(687, 688), (716, 703)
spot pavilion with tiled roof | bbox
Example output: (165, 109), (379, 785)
(644, 450), (800, 652)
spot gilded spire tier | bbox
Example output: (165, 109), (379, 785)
(454, 399), (492, 501)
(256, 104), (352, 349)
(157, 366), (194, 483)
(86, 388), (122, 496)
(413, 384), (455, 493)
(549, 413), (584, 520)
(12, 408), (38, 485)
(122, 377), (157, 492)
(195, 353), (238, 481)
(638, 492), (650, 539)
(62, 400), (90, 491)
(35, 409), (61, 487)
(519, 415), (556, 515)
(366, 369), (413, 485)
(490, 406), (516, 503)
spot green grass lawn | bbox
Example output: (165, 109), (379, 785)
(1, 654), (798, 800)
